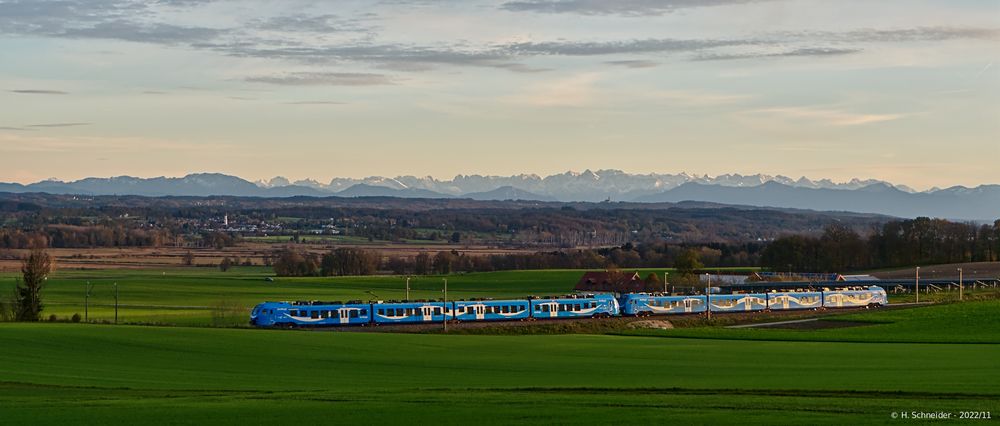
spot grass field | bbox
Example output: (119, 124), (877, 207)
(1, 280), (998, 424)
(622, 300), (1000, 343)
(1, 314), (998, 424)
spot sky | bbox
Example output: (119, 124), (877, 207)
(0, 0), (998, 190)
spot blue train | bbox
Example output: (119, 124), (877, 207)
(250, 286), (886, 328)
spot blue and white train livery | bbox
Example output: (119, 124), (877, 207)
(529, 294), (619, 319)
(372, 301), (449, 325)
(620, 294), (707, 316)
(708, 293), (768, 312)
(767, 291), (823, 310)
(822, 287), (888, 308)
(251, 301), (371, 327)
(250, 286), (887, 328)
(453, 299), (531, 322)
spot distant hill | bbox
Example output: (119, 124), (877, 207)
(462, 186), (554, 201)
(335, 184), (451, 199)
(634, 182), (1000, 220)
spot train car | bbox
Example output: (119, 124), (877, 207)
(708, 293), (767, 313)
(766, 291), (823, 310)
(452, 299), (531, 322)
(251, 301), (371, 327)
(529, 294), (619, 319)
(371, 300), (450, 325)
(822, 286), (888, 308)
(619, 294), (707, 316)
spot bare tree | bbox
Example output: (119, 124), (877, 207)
(16, 249), (53, 321)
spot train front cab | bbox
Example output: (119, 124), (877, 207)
(250, 303), (273, 327)
(822, 286), (888, 308)
(250, 302), (371, 327)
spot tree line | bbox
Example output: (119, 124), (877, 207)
(270, 241), (765, 277)
(760, 218), (1000, 272)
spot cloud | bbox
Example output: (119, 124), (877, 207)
(246, 72), (394, 86)
(26, 122), (92, 128)
(250, 14), (372, 34)
(284, 100), (347, 105)
(504, 38), (754, 56)
(60, 20), (223, 44)
(2, 0), (997, 80)
(0, 126), (34, 131)
(489, 62), (552, 73)
(0, 0), (221, 45)
(605, 59), (659, 68)
(9, 89), (69, 95)
(499, 0), (775, 16)
(696, 47), (861, 61)
(810, 27), (1000, 43)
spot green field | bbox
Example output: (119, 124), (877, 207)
(1, 278), (998, 424)
(623, 300), (1000, 344)
(0, 305), (996, 424)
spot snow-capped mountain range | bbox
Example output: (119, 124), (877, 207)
(253, 170), (919, 201)
(0, 170), (996, 220)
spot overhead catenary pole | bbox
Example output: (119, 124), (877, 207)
(663, 272), (669, 294)
(84, 281), (90, 322)
(405, 276), (410, 301)
(915, 267), (920, 303)
(958, 268), (963, 301)
(705, 273), (712, 321)
(442, 278), (448, 332)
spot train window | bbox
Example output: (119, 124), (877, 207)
(434, 308), (441, 315)
(290, 310), (298, 317)
(350, 310), (358, 318)
(378, 309), (384, 315)
(360, 309), (368, 316)
(535, 305), (541, 312)
(405, 308), (413, 316)
(310, 311), (319, 319)
(396, 309), (404, 316)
